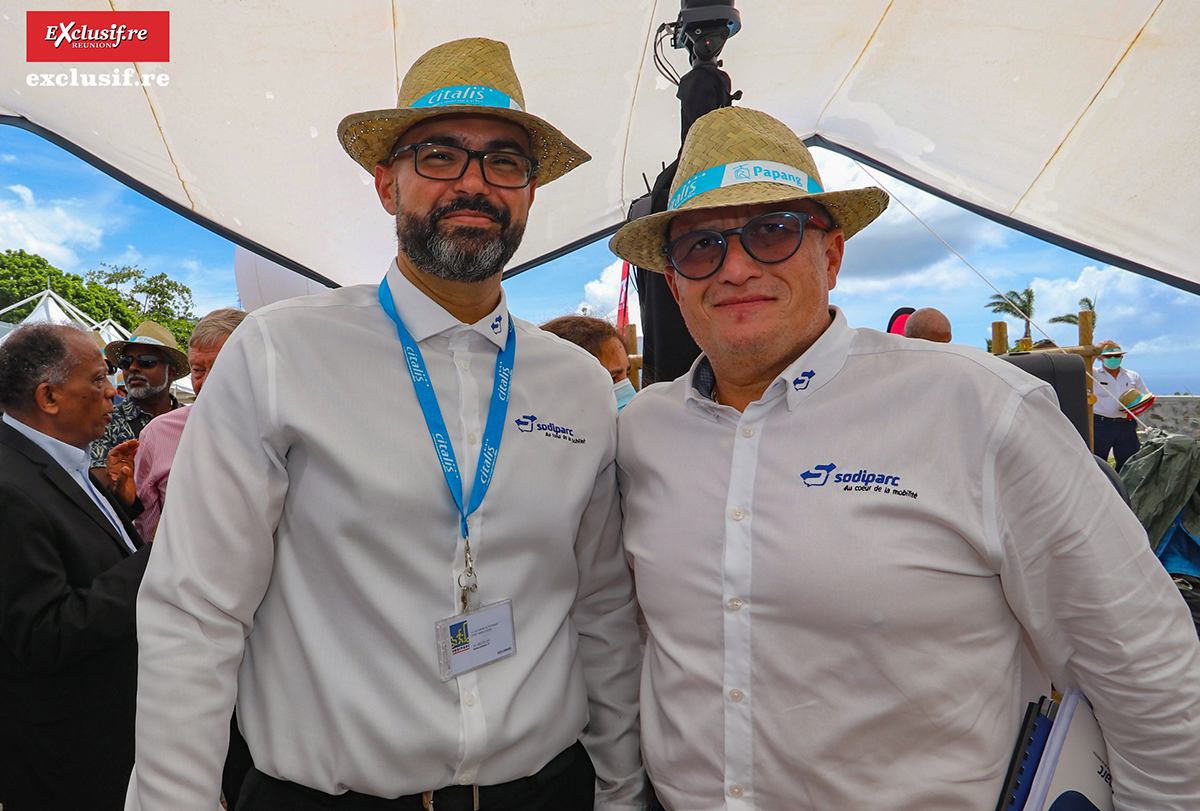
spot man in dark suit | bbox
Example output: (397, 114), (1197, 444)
(0, 323), (151, 811)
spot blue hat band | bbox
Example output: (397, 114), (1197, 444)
(412, 85), (523, 112)
(669, 160), (823, 211)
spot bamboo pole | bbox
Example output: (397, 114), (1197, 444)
(991, 321), (1008, 355)
(1079, 310), (1095, 451)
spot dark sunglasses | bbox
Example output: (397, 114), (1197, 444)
(388, 142), (538, 189)
(118, 353), (163, 371)
(663, 211), (833, 280)
(105, 361), (118, 375)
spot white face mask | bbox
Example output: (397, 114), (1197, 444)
(613, 378), (636, 412)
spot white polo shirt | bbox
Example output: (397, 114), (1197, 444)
(617, 308), (1200, 811)
(132, 263), (645, 809)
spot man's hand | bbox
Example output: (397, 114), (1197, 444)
(106, 439), (139, 506)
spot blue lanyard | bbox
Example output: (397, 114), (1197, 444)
(378, 277), (514, 540)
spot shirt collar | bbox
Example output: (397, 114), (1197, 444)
(2, 412), (92, 476)
(684, 307), (857, 413)
(385, 261), (511, 351)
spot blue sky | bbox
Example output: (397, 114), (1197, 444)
(4, 123), (1199, 394)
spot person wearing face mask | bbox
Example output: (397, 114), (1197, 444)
(541, 315), (638, 411)
(1093, 341), (1152, 471)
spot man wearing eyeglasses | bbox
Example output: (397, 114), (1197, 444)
(130, 39), (644, 811)
(610, 107), (1200, 810)
(88, 321), (186, 477)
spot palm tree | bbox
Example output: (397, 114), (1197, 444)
(986, 288), (1035, 342)
(1048, 296), (1096, 328)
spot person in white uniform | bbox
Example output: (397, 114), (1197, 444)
(609, 106), (1200, 811)
(130, 38), (645, 811)
(1092, 341), (1151, 471)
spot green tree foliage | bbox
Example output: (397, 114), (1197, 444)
(1048, 296), (1097, 329)
(0, 250), (196, 344)
(985, 288), (1036, 342)
(90, 264), (196, 343)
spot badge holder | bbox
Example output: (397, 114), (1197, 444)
(436, 599), (517, 682)
(434, 544), (517, 682)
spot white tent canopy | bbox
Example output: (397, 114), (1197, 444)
(0, 288), (100, 340)
(3, 0), (1198, 296)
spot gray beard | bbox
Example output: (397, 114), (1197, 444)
(128, 379), (169, 400)
(396, 197), (525, 284)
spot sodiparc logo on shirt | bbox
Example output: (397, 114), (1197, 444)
(514, 415), (586, 445)
(800, 462), (918, 499)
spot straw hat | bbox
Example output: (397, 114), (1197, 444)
(338, 38), (590, 185)
(1100, 343), (1127, 357)
(1119, 388), (1155, 415)
(610, 107), (890, 272)
(104, 321), (189, 381)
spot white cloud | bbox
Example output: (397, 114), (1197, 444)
(0, 184), (104, 269)
(812, 148), (1012, 283)
(0, 154), (16, 163)
(579, 258), (641, 326)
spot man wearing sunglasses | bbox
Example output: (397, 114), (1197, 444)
(610, 107), (1200, 810)
(88, 321), (187, 477)
(131, 39), (644, 811)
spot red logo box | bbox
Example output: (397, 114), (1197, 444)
(27, 11), (169, 62)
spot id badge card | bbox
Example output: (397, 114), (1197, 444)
(435, 599), (517, 682)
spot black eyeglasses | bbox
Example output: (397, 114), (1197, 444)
(663, 211), (834, 280)
(388, 142), (538, 189)
(118, 353), (163, 370)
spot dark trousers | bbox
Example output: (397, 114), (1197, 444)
(1094, 415), (1140, 471)
(236, 740), (594, 811)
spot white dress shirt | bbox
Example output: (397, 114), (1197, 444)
(617, 308), (1200, 811)
(131, 263), (644, 809)
(2, 412), (136, 552)
(1093, 365), (1149, 418)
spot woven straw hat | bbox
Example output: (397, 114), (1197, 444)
(338, 38), (589, 185)
(104, 321), (189, 380)
(610, 107), (889, 272)
(1119, 388), (1154, 415)
(1100, 343), (1127, 357)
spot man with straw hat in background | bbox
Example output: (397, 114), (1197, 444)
(131, 38), (644, 811)
(611, 106), (1200, 810)
(89, 320), (187, 477)
(1093, 340), (1153, 471)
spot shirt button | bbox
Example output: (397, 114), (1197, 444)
(727, 597), (744, 610)
(464, 692), (476, 706)
(467, 432), (478, 444)
(729, 689), (744, 702)
(730, 508), (745, 521)
(741, 426), (755, 438)
(460, 776), (471, 785)
(729, 784), (744, 798)
(459, 360), (470, 371)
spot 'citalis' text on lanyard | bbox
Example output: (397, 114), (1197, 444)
(378, 277), (514, 610)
